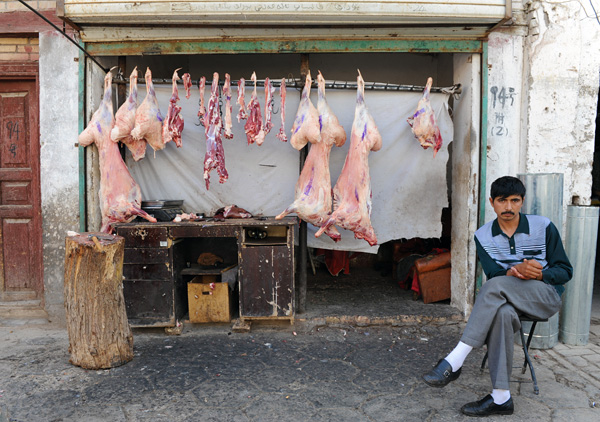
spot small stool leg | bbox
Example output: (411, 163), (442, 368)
(520, 322), (540, 395)
(480, 350), (488, 373)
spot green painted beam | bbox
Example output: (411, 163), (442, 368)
(87, 39), (483, 56)
(78, 42), (86, 233)
(475, 41), (489, 295)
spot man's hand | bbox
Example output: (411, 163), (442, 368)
(507, 266), (526, 279)
(508, 259), (543, 281)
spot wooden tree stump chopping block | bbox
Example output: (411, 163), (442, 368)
(64, 232), (133, 369)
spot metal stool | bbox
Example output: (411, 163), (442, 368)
(480, 315), (548, 395)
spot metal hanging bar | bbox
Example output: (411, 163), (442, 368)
(16, 0), (109, 73)
(116, 76), (461, 97)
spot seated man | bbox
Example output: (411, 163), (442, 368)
(422, 176), (573, 417)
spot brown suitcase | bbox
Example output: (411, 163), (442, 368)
(414, 251), (451, 274)
(414, 251), (451, 304)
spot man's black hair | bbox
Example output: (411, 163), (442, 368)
(490, 176), (526, 200)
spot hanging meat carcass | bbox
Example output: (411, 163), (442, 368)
(182, 72), (192, 99)
(260, 77), (274, 144)
(162, 68), (184, 148)
(197, 76), (206, 126)
(203, 72), (228, 189)
(223, 73), (234, 139)
(316, 71), (346, 149)
(290, 70), (321, 150)
(110, 66), (147, 161)
(276, 78), (288, 142)
(407, 77), (443, 157)
(237, 77), (247, 122)
(78, 68), (156, 233)
(276, 71), (346, 242)
(131, 67), (165, 152)
(315, 70), (382, 246)
(244, 72), (263, 145)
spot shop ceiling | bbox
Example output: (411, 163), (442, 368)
(57, 0), (511, 55)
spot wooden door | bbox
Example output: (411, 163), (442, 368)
(0, 79), (42, 298)
(239, 244), (294, 318)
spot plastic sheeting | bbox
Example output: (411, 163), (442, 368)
(128, 82), (453, 253)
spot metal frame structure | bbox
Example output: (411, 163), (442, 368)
(78, 38), (490, 307)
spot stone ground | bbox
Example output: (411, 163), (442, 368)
(0, 266), (599, 421)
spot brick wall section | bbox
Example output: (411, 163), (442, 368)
(0, 2), (56, 62)
(1, 1), (56, 12)
(0, 37), (40, 62)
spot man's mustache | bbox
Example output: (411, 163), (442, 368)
(502, 211), (515, 216)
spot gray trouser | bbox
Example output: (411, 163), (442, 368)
(460, 276), (562, 389)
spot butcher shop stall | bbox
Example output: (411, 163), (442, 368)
(59, 0), (508, 329)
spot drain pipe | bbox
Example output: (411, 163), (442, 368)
(517, 173), (564, 349)
(560, 205), (599, 345)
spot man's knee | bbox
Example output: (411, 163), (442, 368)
(496, 303), (517, 319)
(495, 304), (520, 331)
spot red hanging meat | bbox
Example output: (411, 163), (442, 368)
(259, 77), (274, 145)
(182, 72), (192, 99)
(290, 70), (321, 150)
(237, 77), (247, 122)
(276, 78), (288, 142)
(162, 68), (184, 148)
(78, 68), (156, 233)
(197, 76), (206, 126)
(203, 72), (228, 189)
(223, 73), (234, 139)
(244, 72), (263, 145)
(315, 70), (382, 246)
(407, 77), (443, 157)
(131, 67), (165, 152)
(276, 71), (345, 242)
(111, 66), (147, 161)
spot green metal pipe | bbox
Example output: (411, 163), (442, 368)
(78, 42), (86, 233)
(475, 41), (489, 294)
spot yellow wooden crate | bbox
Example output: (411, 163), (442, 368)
(188, 278), (230, 323)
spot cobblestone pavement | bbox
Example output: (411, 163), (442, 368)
(0, 317), (599, 422)
(1, 268), (599, 421)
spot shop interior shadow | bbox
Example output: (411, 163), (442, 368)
(302, 238), (461, 322)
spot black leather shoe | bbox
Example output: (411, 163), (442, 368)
(422, 359), (461, 387)
(461, 394), (514, 417)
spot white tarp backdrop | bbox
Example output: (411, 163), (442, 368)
(128, 79), (453, 253)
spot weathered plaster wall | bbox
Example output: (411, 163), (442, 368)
(451, 54), (481, 316)
(39, 30), (80, 323)
(484, 26), (527, 224)
(483, 1), (599, 230)
(524, 1), (600, 207)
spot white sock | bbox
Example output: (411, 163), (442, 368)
(444, 341), (473, 372)
(491, 389), (511, 405)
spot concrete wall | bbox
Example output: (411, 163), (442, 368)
(458, 1), (599, 316)
(39, 30), (80, 323)
(485, 27), (527, 224)
(485, 1), (600, 225)
(524, 1), (600, 208)
(451, 54), (482, 316)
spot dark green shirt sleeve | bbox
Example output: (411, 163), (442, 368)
(474, 236), (507, 279)
(542, 222), (573, 285)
